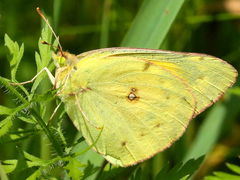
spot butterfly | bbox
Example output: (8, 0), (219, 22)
(52, 47), (237, 167)
(15, 7), (236, 167)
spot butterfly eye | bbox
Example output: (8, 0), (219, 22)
(58, 56), (67, 67)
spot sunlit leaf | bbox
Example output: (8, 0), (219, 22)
(4, 34), (24, 81)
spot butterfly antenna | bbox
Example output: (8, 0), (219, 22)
(41, 40), (62, 52)
(36, 7), (64, 56)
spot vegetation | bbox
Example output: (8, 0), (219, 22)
(0, 0), (240, 179)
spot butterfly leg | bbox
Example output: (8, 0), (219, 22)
(11, 67), (55, 85)
(48, 102), (63, 124)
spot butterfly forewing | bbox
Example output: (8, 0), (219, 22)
(57, 52), (196, 166)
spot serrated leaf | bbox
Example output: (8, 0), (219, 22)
(4, 34), (24, 81)
(37, 24), (53, 71)
(31, 23), (55, 93)
(18, 116), (36, 124)
(0, 117), (13, 137)
(1, 160), (18, 173)
(64, 157), (85, 180)
(82, 161), (99, 179)
(24, 151), (50, 167)
(0, 76), (28, 104)
(0, 106), (13, 115)
(155, 156), (204, 180)
(35, 52), (41, 73)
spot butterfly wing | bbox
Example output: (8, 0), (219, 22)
(77, 48), (237, 115)
(57, 48), (237, 167)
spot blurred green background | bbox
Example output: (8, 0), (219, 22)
(0, 0), (240, 179)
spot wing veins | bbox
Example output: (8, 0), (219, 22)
(88, 89), (188, 143)
(82, 91), (155, 157)
(91, 81), (194, 111)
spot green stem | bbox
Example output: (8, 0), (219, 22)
(30, 109), (64, 156)
(0, 77), (29, 104)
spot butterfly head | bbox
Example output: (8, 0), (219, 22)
(53, 51), (78, 68)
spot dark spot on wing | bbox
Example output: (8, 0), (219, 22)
(127, 88), (139, 101)
(73, 66), (78, 70)
(121, 141), (127, 146)
(143, 62), (151, 71)
(131, 88), (137, 92)
(154, 123), (160, 128)
(197, 76), (205, 80)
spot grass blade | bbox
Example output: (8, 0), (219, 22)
(121, 0), (186, 48)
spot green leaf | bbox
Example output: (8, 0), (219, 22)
(24, 151), (50, 167)
(26, 169), (41, 180)
(183, 104), (226, 163)
(0, 76), (29, 104)
(31, 23), (55, 93)
(205, 172), (240, 180)
(205, 163), (240, 180)
(31, 89), (57, 103)
(155, 156), (204, 180)
(4, 34), (24, 81)
(0, 117), (13, 137)
(121, 0), (186, 48)
(0, 162), (9, 180)
(18, 117), (36, 124)
(0, 106), (13, 115)
(180, 175), (190, 180)
(227, 163), (240, 175)
(0, 103), (30, 137)
(1, 160), (18, 173)
(82, 161), (99, 179)
(64, 157), (85, 180)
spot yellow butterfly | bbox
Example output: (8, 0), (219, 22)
(52, 48), (237, 167)
(18, 8), (236, 167)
